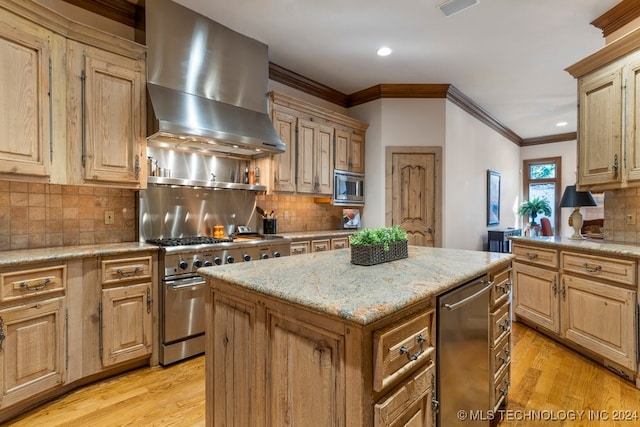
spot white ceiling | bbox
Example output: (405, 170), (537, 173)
(172, 0), (620, 139)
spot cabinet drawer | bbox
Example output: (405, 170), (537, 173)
(373, 309), (435, 392)
(101, 256), (152, 285)
(290, 241), (310, 256)
(491, 363), (510, 412)
(331, 237), (349, 250)
(311, 239), (331, 252)
(513, 244), (558, 268)
(0, 264), (66, 302)
(490, 301), (511, 347)
(491, 267), (512, 308)
(374, 361), (434, 427)
(490, 333), (511, 381)
(562, 252), (636, 286)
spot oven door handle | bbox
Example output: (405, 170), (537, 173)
(165, 279), (206, 291)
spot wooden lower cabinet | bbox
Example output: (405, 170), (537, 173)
(513, 262), (560, 333)
(0, 250), (156, 423)
(207, 282), (437, 427)
(512, 241), (639, 382)
(562, 275), (636, 371)
(0, 297), (66, 408)
(101, 282), (153, 367)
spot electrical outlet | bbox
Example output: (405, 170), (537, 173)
(104, 210), (115, 225)
(626, 212), (636, 225)
(283, 211), (289, 219)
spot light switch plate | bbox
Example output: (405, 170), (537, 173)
(105, 210), (115, 225)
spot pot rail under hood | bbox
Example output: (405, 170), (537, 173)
(146, 0), (285, 158)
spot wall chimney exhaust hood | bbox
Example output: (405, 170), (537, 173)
(146, 0), (285, 158)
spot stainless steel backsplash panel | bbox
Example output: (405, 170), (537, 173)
(139, 186), (257, 241)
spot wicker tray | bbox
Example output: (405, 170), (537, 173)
(350, 240), (408, 266)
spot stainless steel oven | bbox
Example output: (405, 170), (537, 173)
(333, 170), (364, 206)
(153, 237), (290, 365)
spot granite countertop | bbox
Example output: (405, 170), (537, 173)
(198, 246), (514, 326)
(0, 243), (159, 267)
(510, 236), (640, 258)
(276, 230), (355, 240)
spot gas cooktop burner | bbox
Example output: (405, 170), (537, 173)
(147, 236), (234, 247)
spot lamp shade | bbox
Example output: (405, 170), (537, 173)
(559, 185), (597, 208)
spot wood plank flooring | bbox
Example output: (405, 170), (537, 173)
(4, 322), (640, 426)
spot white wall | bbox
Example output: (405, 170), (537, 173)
(350, 98), (520, 251)
(444, 103), (521, 250)
(520, 140), (578, 237)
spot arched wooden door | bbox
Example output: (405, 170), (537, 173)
(385, 147), (442, 247)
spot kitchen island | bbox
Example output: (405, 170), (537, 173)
(198, 246), (514, 426)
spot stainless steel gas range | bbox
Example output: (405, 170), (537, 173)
(150, 235), (290, 365)
(140, 185), (291, 365)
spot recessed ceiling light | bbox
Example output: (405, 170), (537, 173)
(556, 121), (568, 127)
(377, 47), (392, 57)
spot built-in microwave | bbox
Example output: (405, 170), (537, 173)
(333, 170), (364, 206)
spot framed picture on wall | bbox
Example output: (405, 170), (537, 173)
(487, 170), (501, 226)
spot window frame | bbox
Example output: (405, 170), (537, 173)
(523, 157), (562, 234)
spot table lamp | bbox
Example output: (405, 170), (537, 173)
(559, 185), (597, 240)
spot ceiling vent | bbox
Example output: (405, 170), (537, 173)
(438, 0), (479, 17)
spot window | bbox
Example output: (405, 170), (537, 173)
(523, 157), (561, 234)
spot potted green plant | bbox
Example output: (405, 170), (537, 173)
(518, 197), (552, 226)
(349, 225), (409, 265)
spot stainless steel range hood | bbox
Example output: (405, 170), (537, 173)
(145, 0), (285, 158)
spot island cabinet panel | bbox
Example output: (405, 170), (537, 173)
(373, 310), (435, 393)
(268, 312), (345, 427)
(512, 239), (640, 384)
(374, 361), (434, 427)
(0, 296), (65, 408)
(0, 8), (52, 179)
(211, 293), (258, 427)
(561, 275), (636, 371)
(206, 278), (438, 427)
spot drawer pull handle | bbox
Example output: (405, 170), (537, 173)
(499, 319), (511, 332)
(499, 349), (510, 365)
(499, 379), (510, 396)
(498, 282), (512, 295)
(525, 252), (538, 260)
(582, 262), (602, 273)
(399, 334), (427, 361)
(19, 277), (51, 291)
(116, 266), (141, 278)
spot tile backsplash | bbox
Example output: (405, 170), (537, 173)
(256, 194), (346, 233)
(0, 180), (136, 251)
(602, 188), (640, 244)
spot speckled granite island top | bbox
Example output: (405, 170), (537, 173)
(0, 242), (158, 267)
(510, 236), (640, 258)
(198, 246), (514, 325)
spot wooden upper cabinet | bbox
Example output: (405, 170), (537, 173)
(67, 41), (145, 188)
(297, 119), (334, 195)
(335, 129), (364, 174)
(578, 60), (623, 188)
(0, 9), (53, 179)
(271, 110), (297, 192)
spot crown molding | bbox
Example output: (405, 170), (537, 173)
(61, 0), (144, 30)
(268, 63), (348, 107)
(521, 132), (577, 146)
(591, 0), (640, 38)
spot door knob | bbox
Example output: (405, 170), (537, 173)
(426, 228), (433, 234)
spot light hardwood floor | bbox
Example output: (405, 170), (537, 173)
(4, 322), (640, 426)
